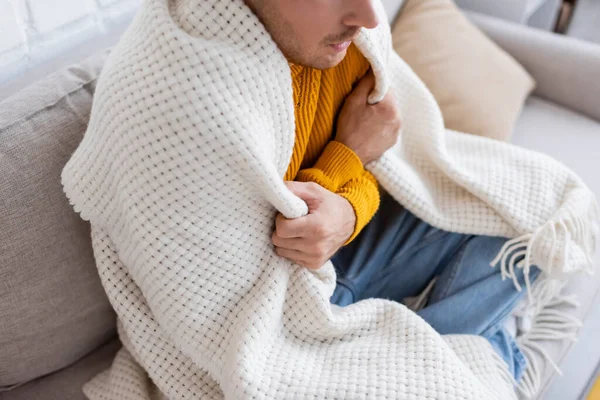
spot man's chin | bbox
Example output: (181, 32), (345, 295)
(286, 47), (349, 70)
(310, 50), (348, 70)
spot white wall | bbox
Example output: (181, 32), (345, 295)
(380, 0), (405, 23)
(0, 0), (140, 100)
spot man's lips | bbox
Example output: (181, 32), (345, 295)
(328, 34), (359, 52)
(329, 41), (352, 52)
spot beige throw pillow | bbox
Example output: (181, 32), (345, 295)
(391, 0), (536, 142)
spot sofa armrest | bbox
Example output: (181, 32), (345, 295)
(465, 10), (600, 122)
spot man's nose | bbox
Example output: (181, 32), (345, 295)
(342, 0), (379, 30)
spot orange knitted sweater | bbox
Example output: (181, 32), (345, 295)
(284, 44), (380, 245)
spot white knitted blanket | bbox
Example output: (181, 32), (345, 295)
(61, 0), (598, 399)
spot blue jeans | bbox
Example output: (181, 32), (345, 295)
(330, 193), (541, 383)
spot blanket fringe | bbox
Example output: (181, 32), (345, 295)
(490, 198), (598, 398)
(490, 199), (599, 300)
(490, 233), (537, 300)
(512, 278), (582, 399)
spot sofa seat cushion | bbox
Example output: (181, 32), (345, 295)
(512, 96), (600, 398)
(514, 96), (600, 196)
(0, 338), (120, 400)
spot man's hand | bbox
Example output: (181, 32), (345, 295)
(335, 70), (402, 165)
(272, 181), (355, 270)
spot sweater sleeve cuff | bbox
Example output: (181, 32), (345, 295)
(296, 141), (364, 192)
(338, 171), (380, 246)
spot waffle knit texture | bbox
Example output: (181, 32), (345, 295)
(286, 44), (380, 244)
(60, 0), (599, 399)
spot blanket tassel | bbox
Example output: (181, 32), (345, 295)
(490, 201), (599, 299)
(514, 278), (582, 399)
(489, 201), (598, 398)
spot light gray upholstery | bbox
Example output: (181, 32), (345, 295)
(1, 339), (120, 400)
(514, 97), (600, 195)
(0, 51), (116, 388)
(466, 10), (600, 123)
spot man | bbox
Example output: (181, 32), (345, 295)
(246, 0), (539, 383)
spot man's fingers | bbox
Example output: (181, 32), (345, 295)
(284, 181), (325, 203)
(275, 212), (308, 238)
(284, 181), (327, 213)
(274, 246), (323, 270)
(271, 231), (307, 251)
(274, 246), (306, 265)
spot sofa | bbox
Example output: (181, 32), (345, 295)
(1, 5), (599, 400)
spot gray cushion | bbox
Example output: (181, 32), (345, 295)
(0, 338), (121, 400)
(0, 51), (116, 387)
